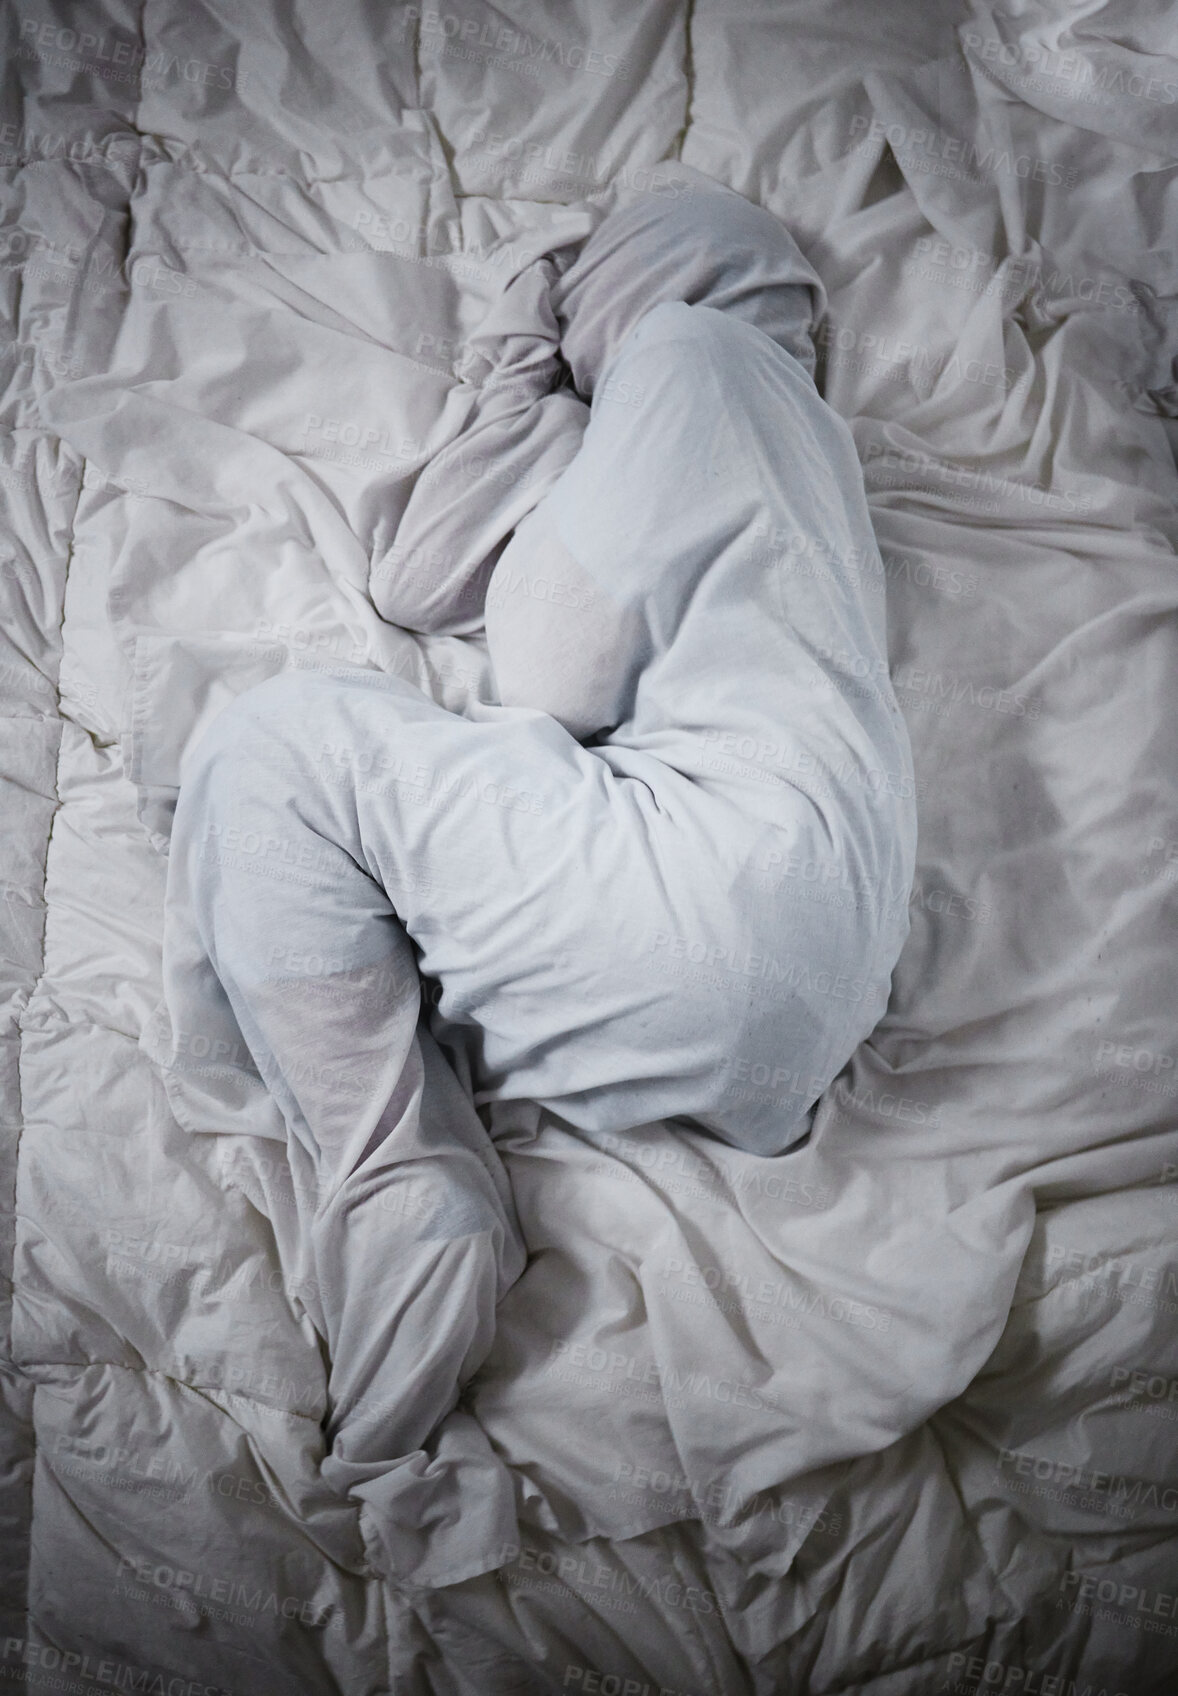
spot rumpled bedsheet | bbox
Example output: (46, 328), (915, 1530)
(4, 0), (1178, 1690)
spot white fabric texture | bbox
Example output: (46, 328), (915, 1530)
(5, 0), (1178, 1690)
(149, 190), (915, 1582)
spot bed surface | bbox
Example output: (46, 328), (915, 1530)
(3, 1), (1178, 1691)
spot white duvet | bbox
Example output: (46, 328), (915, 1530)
(4, 0), (1178, 1691)
(139, 173), (917, 1588)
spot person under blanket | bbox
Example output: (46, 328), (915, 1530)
(152, 175), (917, 1580)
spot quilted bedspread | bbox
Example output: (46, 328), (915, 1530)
(3, 0), (1178, 1692)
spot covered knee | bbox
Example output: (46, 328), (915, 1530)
(624, 297), (814, 392)
(485, 505), (646, 740)
(554, 177), (824, 396)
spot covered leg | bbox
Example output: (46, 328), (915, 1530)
(157, 669), (528, 1585)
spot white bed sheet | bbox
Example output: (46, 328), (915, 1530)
(3, 1), (1178, 1691)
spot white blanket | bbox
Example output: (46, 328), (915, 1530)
(140, 178), (917, 1586)
(4, 0), (1178, 1690)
